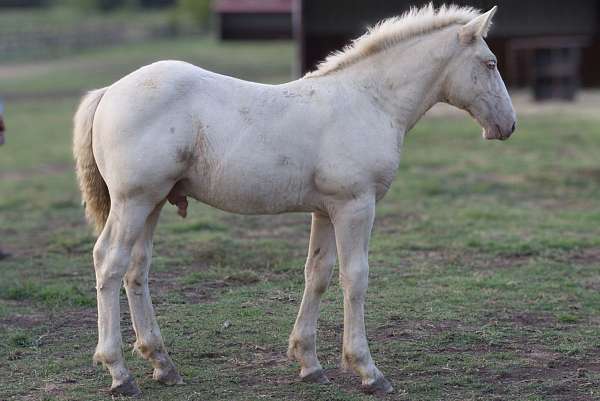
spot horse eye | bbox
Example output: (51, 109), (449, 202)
(486, 60), (497, 70)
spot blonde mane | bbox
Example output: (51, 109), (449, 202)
(305, 3), (480, 78)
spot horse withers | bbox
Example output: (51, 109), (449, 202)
(73, 4), (515, 396)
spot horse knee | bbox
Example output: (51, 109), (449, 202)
(342, 282), (368, 303)
(340, 264), (368, 299)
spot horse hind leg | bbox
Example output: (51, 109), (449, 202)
(288, 212), (337, 384)
(93, 199), (157, 396)
(123, 200), (183, 386)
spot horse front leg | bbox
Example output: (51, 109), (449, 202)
(288, 212), (337, 383)
(332, 196), (393, 394)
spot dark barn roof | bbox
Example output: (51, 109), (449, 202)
(214, 0), (293, 14)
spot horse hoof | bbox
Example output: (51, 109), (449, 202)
(363, 376), (394, 395)
(153, 367), (184, 386)
(301, 369), (330, 384)
(110, 376), (141, 397)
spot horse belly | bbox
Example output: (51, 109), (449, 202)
(185, 158), (315, 214)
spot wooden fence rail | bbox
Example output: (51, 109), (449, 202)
(0, 21), (174, 61)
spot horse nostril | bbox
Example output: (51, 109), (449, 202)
(510, 122), (516, 134)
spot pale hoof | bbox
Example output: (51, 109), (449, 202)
(153, 367), (184, 386)
(301, 369), (330, 384)
(110, 376), (141, 397)
(363, 376), (394, 395)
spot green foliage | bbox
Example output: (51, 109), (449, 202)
(178, 0), (210, 23)
(169, 0), (211, 32)
(56, 0), (131, 12)
(9, 332), (34, 348)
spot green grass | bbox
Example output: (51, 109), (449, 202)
(1, 36), (600, 401)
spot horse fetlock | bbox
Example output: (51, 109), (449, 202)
(286, 337), (300, 361)
(341, 348), (372, 373)
(289, 334), (325, 380)
(287, 333), (316, 361)
(134, 340), (165, 361)
(93, 347), (122, 367)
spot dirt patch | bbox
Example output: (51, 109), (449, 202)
(0, 163), (72, 181)
(575, 167), (600, 184)
(387, 248), (534, 272)
(509, 311), (556, 328)
(0, 313), (47, 329)
(374, 212), (423, 235)
(175, 281), (224, 305)
(55, 308), (97, 330)
(481, 356), (600, 401)
(149, 265), (268, 305)
(374, 318), (464, 342)
(570, 248), (600, 265)
(223, 213), (310, 241)
(0, 307), (97, 353)
(464, 251), (534, 270)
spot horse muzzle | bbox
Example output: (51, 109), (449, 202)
(483, 120), (516, 141)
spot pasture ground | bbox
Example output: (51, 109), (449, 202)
(1, 38), (600, 401)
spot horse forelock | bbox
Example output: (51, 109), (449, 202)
(305, 3), (480, 78)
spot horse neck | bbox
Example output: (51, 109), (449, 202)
(340, 26), (460, 133)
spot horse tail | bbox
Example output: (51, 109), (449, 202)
(73, 87), (110, 234)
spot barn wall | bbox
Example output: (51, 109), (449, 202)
(218, 13), (292, 40)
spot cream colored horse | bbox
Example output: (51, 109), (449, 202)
(74, 4), (515, 396)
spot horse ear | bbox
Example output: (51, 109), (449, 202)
(459, 6), (497, 44)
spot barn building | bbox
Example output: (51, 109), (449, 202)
(214, 0), (293, 40)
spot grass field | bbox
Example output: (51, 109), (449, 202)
(1, 37), (600, 401)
